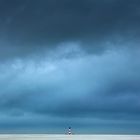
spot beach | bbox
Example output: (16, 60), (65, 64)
(0, 135), (139, 140)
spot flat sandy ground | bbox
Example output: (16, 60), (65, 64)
(0, 135), (139, 140)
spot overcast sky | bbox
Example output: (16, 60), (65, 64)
(0, 0), (140, 134)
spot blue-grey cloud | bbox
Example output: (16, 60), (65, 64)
(0, 42), (140, 133)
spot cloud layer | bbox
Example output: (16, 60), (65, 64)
(0, 0), (140, 134)
(0, 0), (140, 60)
(0, 42), (140, 133)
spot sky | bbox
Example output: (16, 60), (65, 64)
(0, 0), (140, 134)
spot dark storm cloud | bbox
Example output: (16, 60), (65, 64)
(1, 0), (140, 41)
(0, 0), (140, 60)
(0, 0), (140, 134)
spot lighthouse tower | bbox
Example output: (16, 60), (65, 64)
(68, 127), (72, 135)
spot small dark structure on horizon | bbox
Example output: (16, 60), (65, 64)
(68, 127), (72, 135)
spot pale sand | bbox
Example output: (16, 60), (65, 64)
(0, 135), (139, 140)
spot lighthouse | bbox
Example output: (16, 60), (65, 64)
(68, 127), (72, 135)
